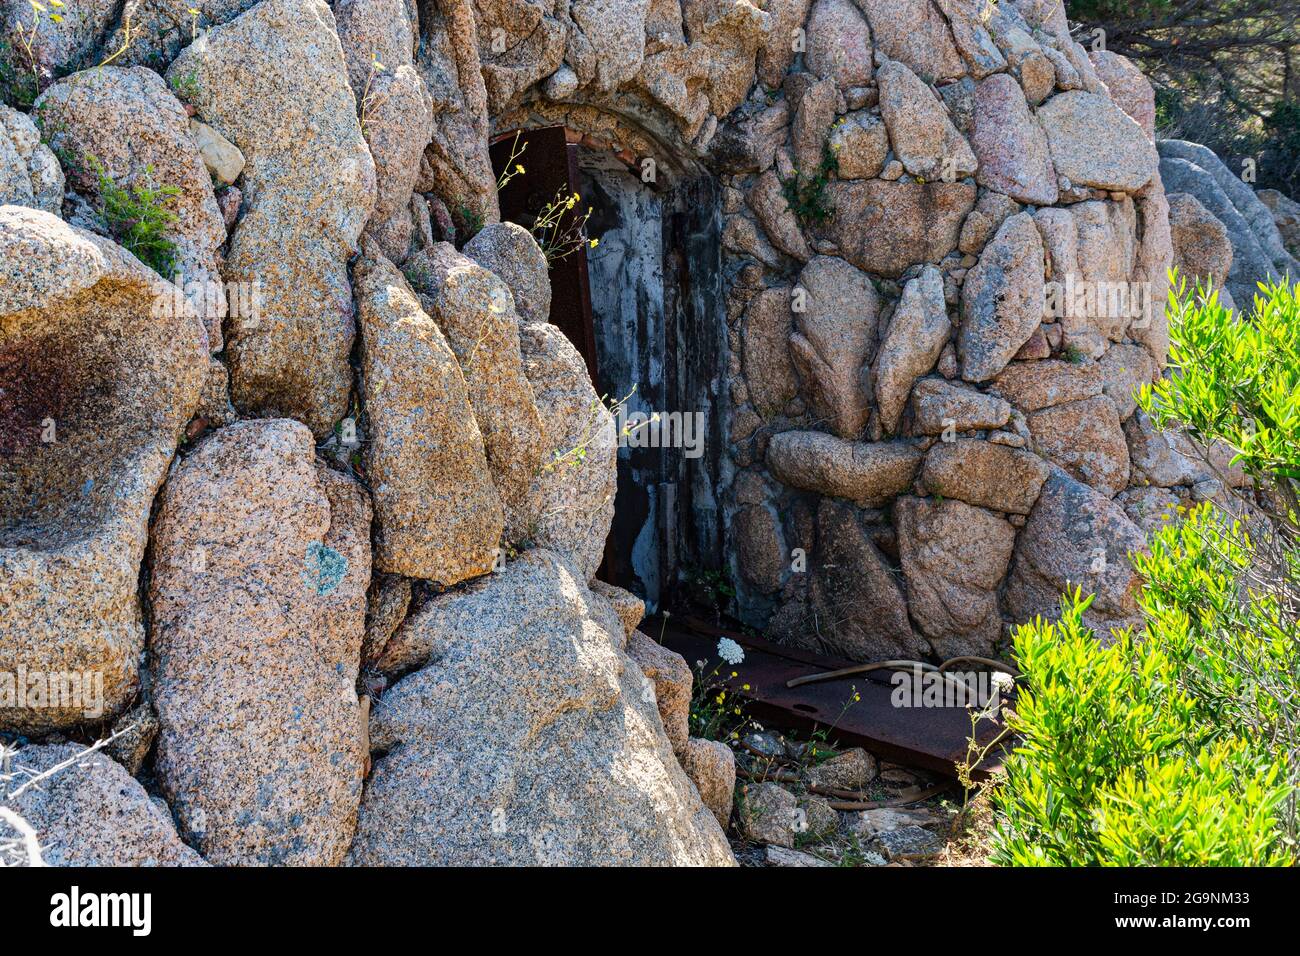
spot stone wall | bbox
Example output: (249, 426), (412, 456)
(463, 0), (1198, 661)
(1, 0), (1262, 866)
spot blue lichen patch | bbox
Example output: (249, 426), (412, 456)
(303, 542), (347, 595)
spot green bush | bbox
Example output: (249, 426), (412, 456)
(87, 156), (181, 278)
(991, 277), (1300, 866)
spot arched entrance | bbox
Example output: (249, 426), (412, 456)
(490, 124), (725, 613)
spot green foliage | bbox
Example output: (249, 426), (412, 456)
(168, 70), (202, 104)
(780, 146), (837, 228)
(993, 579), (1293, 866)
(688, 660), (753, 744)
(1142, 274), (1300, 489)
(0, 40), (38, 109)
(993, 279), (1300, 866)
(87, 156), (181, 277)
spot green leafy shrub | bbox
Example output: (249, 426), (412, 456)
(780, 146), (837, 228)
(86, 156), (181, 277)
(991, 276), (1300, 866)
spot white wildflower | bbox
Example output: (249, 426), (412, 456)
(717, 637), (745, 666)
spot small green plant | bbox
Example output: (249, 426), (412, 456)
(1061, 343), (1087, 364)
(359, 53), (390, 138)
(0, 38), (39, 108)
(169, 69), (201, 104)
(86, 155), (181, 277)
(494, 130), (527, 192)
(530, 186), (597, 265)
(688, 659), (754, 745)
(780, 144), (838, 228)
(454, 203), (485, 240)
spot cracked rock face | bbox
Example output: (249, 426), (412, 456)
(167, 0), (377, 436)
(1004, 469), (1148, 636)
(148, 420), (371, 866)
(1, 744), (206, 867)
(354, 248), (504, 584)
(34, 66), (228, 349)
(348, 549), (736, 866)
(0, 106), (63, 215)
(519, 321), (617, 581)
(1, 207), (206, 735)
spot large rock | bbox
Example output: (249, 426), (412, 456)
(407, 243), (543, 539)
(908, 377), (1010, 435)
(970, 73), (1057, 204)
(876, 58), (976, 182)
(805, 0), (874, 88)
(767, 431), (923, 505)
(1069, 198), (1139, 342)
(1037, 90), (1157, 193)
(1097, 342), (1157, 421)
(748, 170), (813, 262)
(1159, 139), (1298, 282)
(354, 250), (504, 583)
(826, 179), (976, 277)
(856, 0), (966, 83)
(148, 420), (371, 866)
(348, 549), (735, 865)
(896, 496), (1015, 657)
(34, 66), (228, 348)
(1027, 395), (1130, 497)
(359, 64), (433, 261)
(743, 285), (799, 418)
(960, 189), (1022, 256)
(1132, 171), (1174, 365)
(519, 322), (618, 580)
(417, 0), (499, 227)
(874, 265), (951, 434)
(336, 0), (431, 261)
(681, 738), (736, 830)
(0, 208), (206, 734)
(463, 221), (552, 324)
(167, 0), (377, 436)
(0, 105), (63, 215)
(626, 629), (693, 754)
(1258, 188), (1300, 260)
(958, 213), (1046, 382)
(790, 256), (879, 439)
(792, 76), (840, 174)
(1, 744), (205, 866)
(935, 0), (1006, 80)
(921, 438), (1050, 514)
(988, 358), (1102, 413)
(482, 1), (570, 110)
(828, 109), (889, 179)
(1089, 49), (1155, 140)
(734, 500), (789, 593)
(1167, 191), (1233, 294)
(1158, 155), (1274, 309)
(1004, 469), (1147, 635)
(807, 499), (926, 661)
(757, 0), (814, 87)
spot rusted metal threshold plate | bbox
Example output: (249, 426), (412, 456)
(653, 616), (1008, 781)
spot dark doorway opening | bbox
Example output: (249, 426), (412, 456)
(491, 126), (725, 613)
